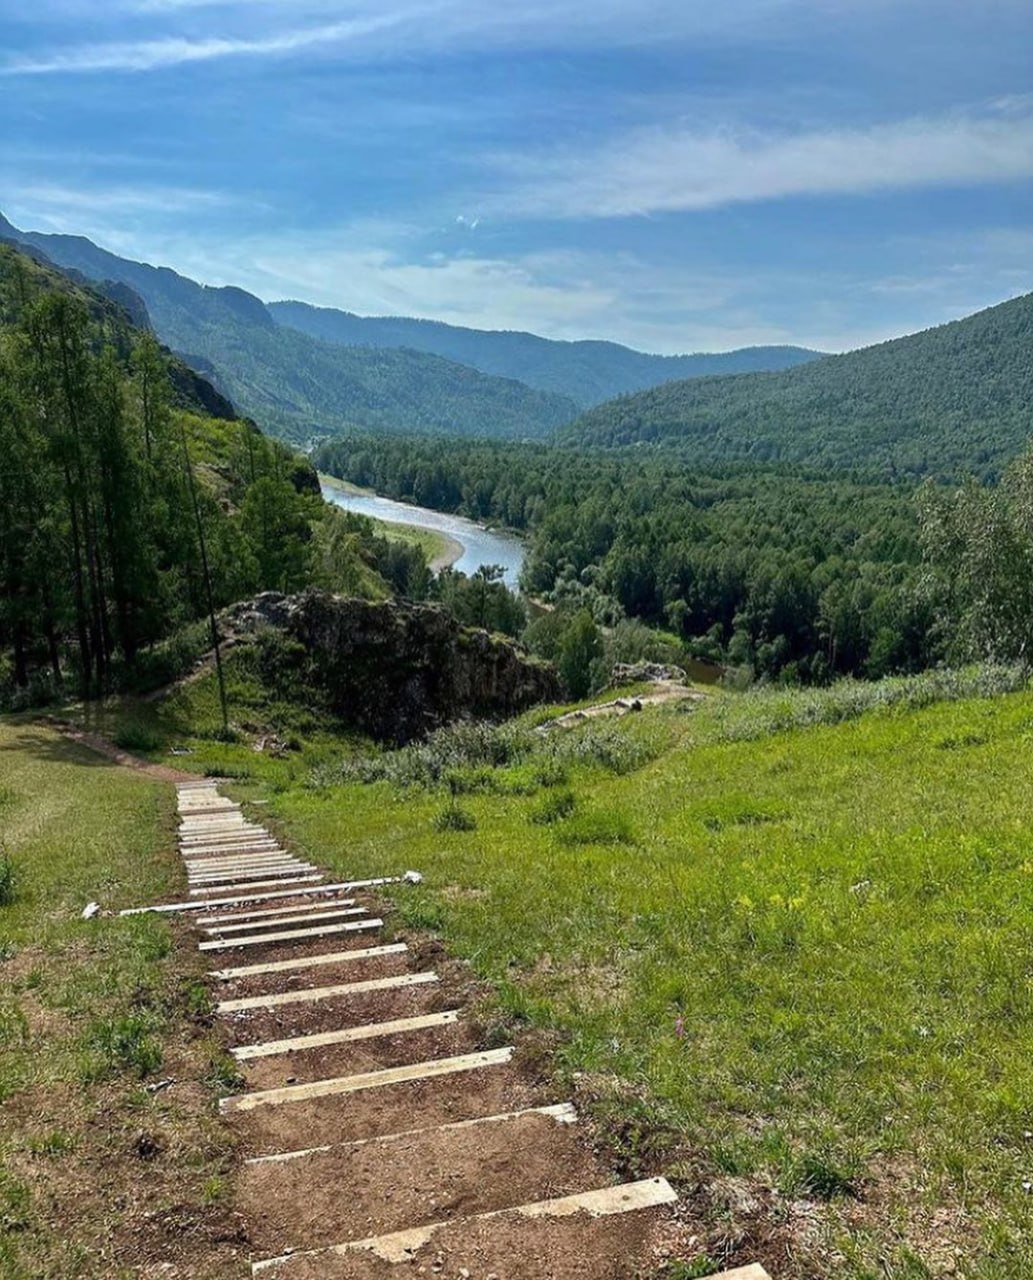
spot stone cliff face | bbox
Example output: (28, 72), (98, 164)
(224, 591), (560, 743)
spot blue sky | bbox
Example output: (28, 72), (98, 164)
(1, 0), (1031, 353)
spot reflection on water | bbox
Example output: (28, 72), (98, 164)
(321, 482), (525, 589)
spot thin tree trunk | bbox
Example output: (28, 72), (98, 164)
(179, 421), (229, 734)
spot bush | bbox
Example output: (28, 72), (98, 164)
(116, 620), (211, 695)
(557, 807), (635, 846)
(0, 848), (14, 907)
(433, 803), (477, 832)
(315, 719), (537, 790)
(530, 789), (577, 825)
(113, 723), (165, 754)
(704, 662), (1029, 746)
(545, 722), (661, 775)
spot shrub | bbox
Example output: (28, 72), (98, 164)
(433, 803), (477, 832)
(544, 722), (660, 775)
(116, 619), (211, 695)
(557, 808), (635, 846)
(82, 1011), (163, 1080)
(113, 723), (165, 754)
(0, 849), (15, 907)
(316, 719), (537, 790)
(704, 662), (1029, 746)
(530, 789), (577, 825)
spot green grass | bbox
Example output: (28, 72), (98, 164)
(65, 641), (372, 786)
(234, 673), (1033, 1278)
(0, 721), (234, 1278)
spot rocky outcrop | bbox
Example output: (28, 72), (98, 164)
(611, 661), (687, 685)
(223, 591), (560, 743)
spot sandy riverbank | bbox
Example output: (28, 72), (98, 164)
(320, 473), (464, 573)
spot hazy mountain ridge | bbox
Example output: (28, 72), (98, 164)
(0, 212), (579, 443)
(561, 290), (1033, 479)
(0, 233), (237, 423)
(269, 298), (823, 407)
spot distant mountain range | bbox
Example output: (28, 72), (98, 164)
(0, 210), (822, 442)
(268, 300), (822, 407)
(561, 289), (1033, 479)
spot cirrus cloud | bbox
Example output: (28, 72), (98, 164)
(487, 106), (1033, 219)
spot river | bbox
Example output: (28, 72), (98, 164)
(321, 480), (526, 589)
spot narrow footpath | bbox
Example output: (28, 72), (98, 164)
(124, 779), (771, 1280)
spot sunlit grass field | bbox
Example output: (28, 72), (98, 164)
(0, 722), (233, 1278)
(235, 678), (1033, 1279)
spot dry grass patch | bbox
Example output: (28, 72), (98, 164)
(0, 721), (242, 1278)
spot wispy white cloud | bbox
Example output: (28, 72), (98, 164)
(0, 12), (403, 75)
(0, 0), (885, 75)
(6, 181), (234, 215)
(487, 106), (1033, 219)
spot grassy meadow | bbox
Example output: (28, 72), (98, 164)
(209, 670), (1029, 1280)
(46, 664), (1033, 1277)
(0, 722), (236, 1278)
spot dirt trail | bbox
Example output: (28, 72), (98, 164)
(115, 778), (771, 1280)
(49, 718), (200, 782)
(536, 681), (704, 733)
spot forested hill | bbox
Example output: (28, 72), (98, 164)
(269, 299), (822, 407)
(0, 212), (579, 443)
(562, 290), (1033, 479)
(0, 240), (436, 700)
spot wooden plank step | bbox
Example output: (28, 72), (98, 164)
(181, 835), (272, 845)
(231, 1010), (459, 1061)
(180, 833), (271, 846)
(188, 865), (317, 885)
(185, 856), (297, 873)
(221, 1047), (514, 1113)
(190, 875), (323, 896)
(180, 849), (282, 860)
(204, 898), (358, 927)
(217, 971), (435, 1014)
(120, 880), (391, 916)
(179, 825), (264, 835)
(246, 1102), (577, 1165)
(706, 1269), (772, 1280)
(205, 906), (367, 936)
(240, 1103), (599, 1255)
(210, 942), (408, 981)
(184, 848), (286, 863)
(180, 839), (281, 855)
(251, 1178), (677, 1272)
(199, 918), (381, 952)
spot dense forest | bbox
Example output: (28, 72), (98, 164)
(562, 290), (1033, 480)
(315, 435), (933, 682)
(270, 299), (820, 407)
(0, 243), (430, 701)
(317, 430), (1033, 684)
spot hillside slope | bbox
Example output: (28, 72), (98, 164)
(269, 298), (822, 407)
(0, 240), (423, 699)
(562, 290), (1033, 479)
(0, 212), (578, 444)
